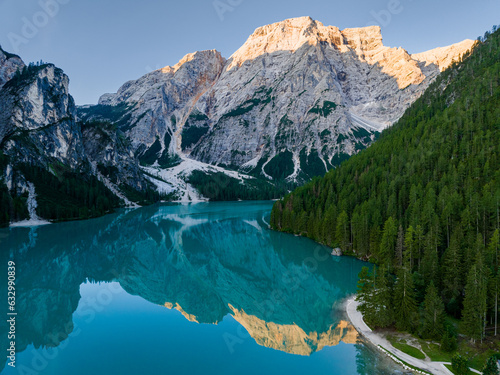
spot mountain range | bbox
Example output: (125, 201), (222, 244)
(0, 17), (475, 225)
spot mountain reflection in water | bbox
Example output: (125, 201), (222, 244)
(0, 201), (399, 374)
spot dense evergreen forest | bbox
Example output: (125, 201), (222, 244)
(188, 170), (291, 201)
(271, 26), (500, 349)
(0, 151), (122, 225)
(0, 153), (28, 224)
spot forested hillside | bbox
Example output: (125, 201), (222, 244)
(271, 26), (499, 344)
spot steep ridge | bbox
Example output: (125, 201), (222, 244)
(93, 50), (225, 156)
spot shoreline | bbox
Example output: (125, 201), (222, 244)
(345, 297), (462, 375)
(5, 200), (276, 228)
(9, 219), (51, 227)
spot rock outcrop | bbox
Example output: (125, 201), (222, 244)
(0, 46), (24, 88)
(0, 63), (86, 168)
(412, 39), (476, 72)
(86, 50), (226, 158)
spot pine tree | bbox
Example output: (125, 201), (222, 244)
(421, 282), (445, 339)
(336, 211), (349, 250)
(440, 326), (457, 352)
(493, 271), (500, 337)
(442, 228), (464, 316)
(421, 240), (439, 287)
(372, 269), (394, 328)
(393, 267), (417, 331)
(487, 229), (499, 272)
(462, 256), (488, 342)
(356, 267), (374, 320)
(404, 225), (415, 270)
(379, 217), (397, 267)
(452, 354), (470, 375)
(482, 356), (500, 375)
(414, 225), (425, 271)
(395, 225), (405, 268)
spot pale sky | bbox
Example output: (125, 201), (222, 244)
(0, 0), (498, 104)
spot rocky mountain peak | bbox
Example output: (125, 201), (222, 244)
(1, 64), (72, 130)
(341, 25), (383, 51)
(0, 62), (83, 158)
(0, 45), (25, 89)
(83, 17), (477, 196)
(98, 49), (224, 107)
(227, 17), (385, 70)
(161, 49), (225, 74)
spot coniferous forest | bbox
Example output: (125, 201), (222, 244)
(0, 156), (122, 224)
(271, 26), (500, 351)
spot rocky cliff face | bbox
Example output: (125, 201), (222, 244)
(76, 50), (228, 202)
(0, 50), (161, 223)
(0, 63), (86, 168)
(82, 50), (225, 162)
(0, 57), (94, 214)
(228, 305), (358, 355)
(80, 120), (149, 194)
(189, 17), (474, 178)
(87, 17), (474, 186)
(0, 46), (24, 88)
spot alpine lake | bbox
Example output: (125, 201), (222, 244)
(0, 201), (402, 374)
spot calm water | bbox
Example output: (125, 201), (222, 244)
(0, 201), (400, 374)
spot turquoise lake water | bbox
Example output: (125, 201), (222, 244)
(0, 201), (401, 374)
